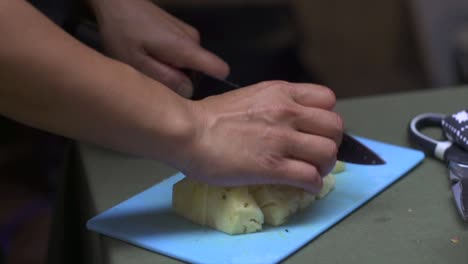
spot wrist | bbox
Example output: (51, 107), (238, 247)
(162, 100), (203, 170)
(140, 76), (204, 170)
(152, 100), (206, 172)
(87, 61), (201, 169)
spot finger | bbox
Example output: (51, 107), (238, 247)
(289, 83), (336, 110)
(284, 132), (338, 176)
(149, 42), (230, 80)
(137, 54), (193, 98)
(185, 45), (230, 79)
(292, 106), (343, 145)
(270, 159), (323, 193)
(179, 23), (200, 43)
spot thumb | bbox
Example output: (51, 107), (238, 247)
(184, 45), (231, 79)
(147, 42), (230, 80)
(138, 55), (194, 98)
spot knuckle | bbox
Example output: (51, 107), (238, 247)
(323, 138), (339, 161)
(332, 112), (344, 133)
(314, 84), (336, 99)
(188, 27), (201, 42)
(272, 104), (299, 119)
(314, 85), (336, 108)
(330, 112), (344, 144)
(318, 139), (338, 176)
(256, 151), (286, 171)
(302, 165), (320, 180)
(262, 127), (293, 154)
(263, 126), (290, 143)
(252, 104), (300, 124)
(322, 86), (336, 102)
(294, 165), (322, 191)
(321, 161), (336, 177)
(310, 170), (323, 189)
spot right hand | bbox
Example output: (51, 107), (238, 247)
(90, 0), (229, 98)
(181, 81), (343, 193)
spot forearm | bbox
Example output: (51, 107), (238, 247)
(0, 0), (197, 165)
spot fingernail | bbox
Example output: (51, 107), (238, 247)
(177, 80), (193, 98)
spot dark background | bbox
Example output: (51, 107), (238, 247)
(2, 0), (468, 263)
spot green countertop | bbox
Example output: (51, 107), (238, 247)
(77, 87), (468, 264)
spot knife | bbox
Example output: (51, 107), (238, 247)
(337, 133), (385, 165)
(190, 72), (385, 165)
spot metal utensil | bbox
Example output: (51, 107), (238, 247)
(409, 112), (468, 220)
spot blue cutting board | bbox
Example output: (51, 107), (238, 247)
(87, 137), (425, 264)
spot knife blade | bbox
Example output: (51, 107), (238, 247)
(337, 133), (385, 165)
(190, 71), (385, 165)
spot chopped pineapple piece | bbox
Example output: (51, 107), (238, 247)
(172, 177), (208, 225)
(205, 185), (263, 234)
(172, 163), (342, 234)
(332, 161), (346, 174)
(298, 191), (316, 210)
(249, 185), (314, 226)
(316, 173), (336, 199)
(172, 178), (263, 235)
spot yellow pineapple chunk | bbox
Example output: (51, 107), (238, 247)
(298, 191), (316, 210)
(172, 177), (208, 225)
(172, 178), (263, 235)
(205, 186), (263, 234)
(316, 173), (336, 199)
(332, 161), (346, 174)
(172, 163), (342, 234)
(249, 185), (315, 226)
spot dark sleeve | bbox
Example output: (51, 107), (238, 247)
(27, 0), (101, 50)
(27, 0), (80, 31)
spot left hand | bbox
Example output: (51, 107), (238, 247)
(179, 81), (343, 193)
(88, 0), (230, 98)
